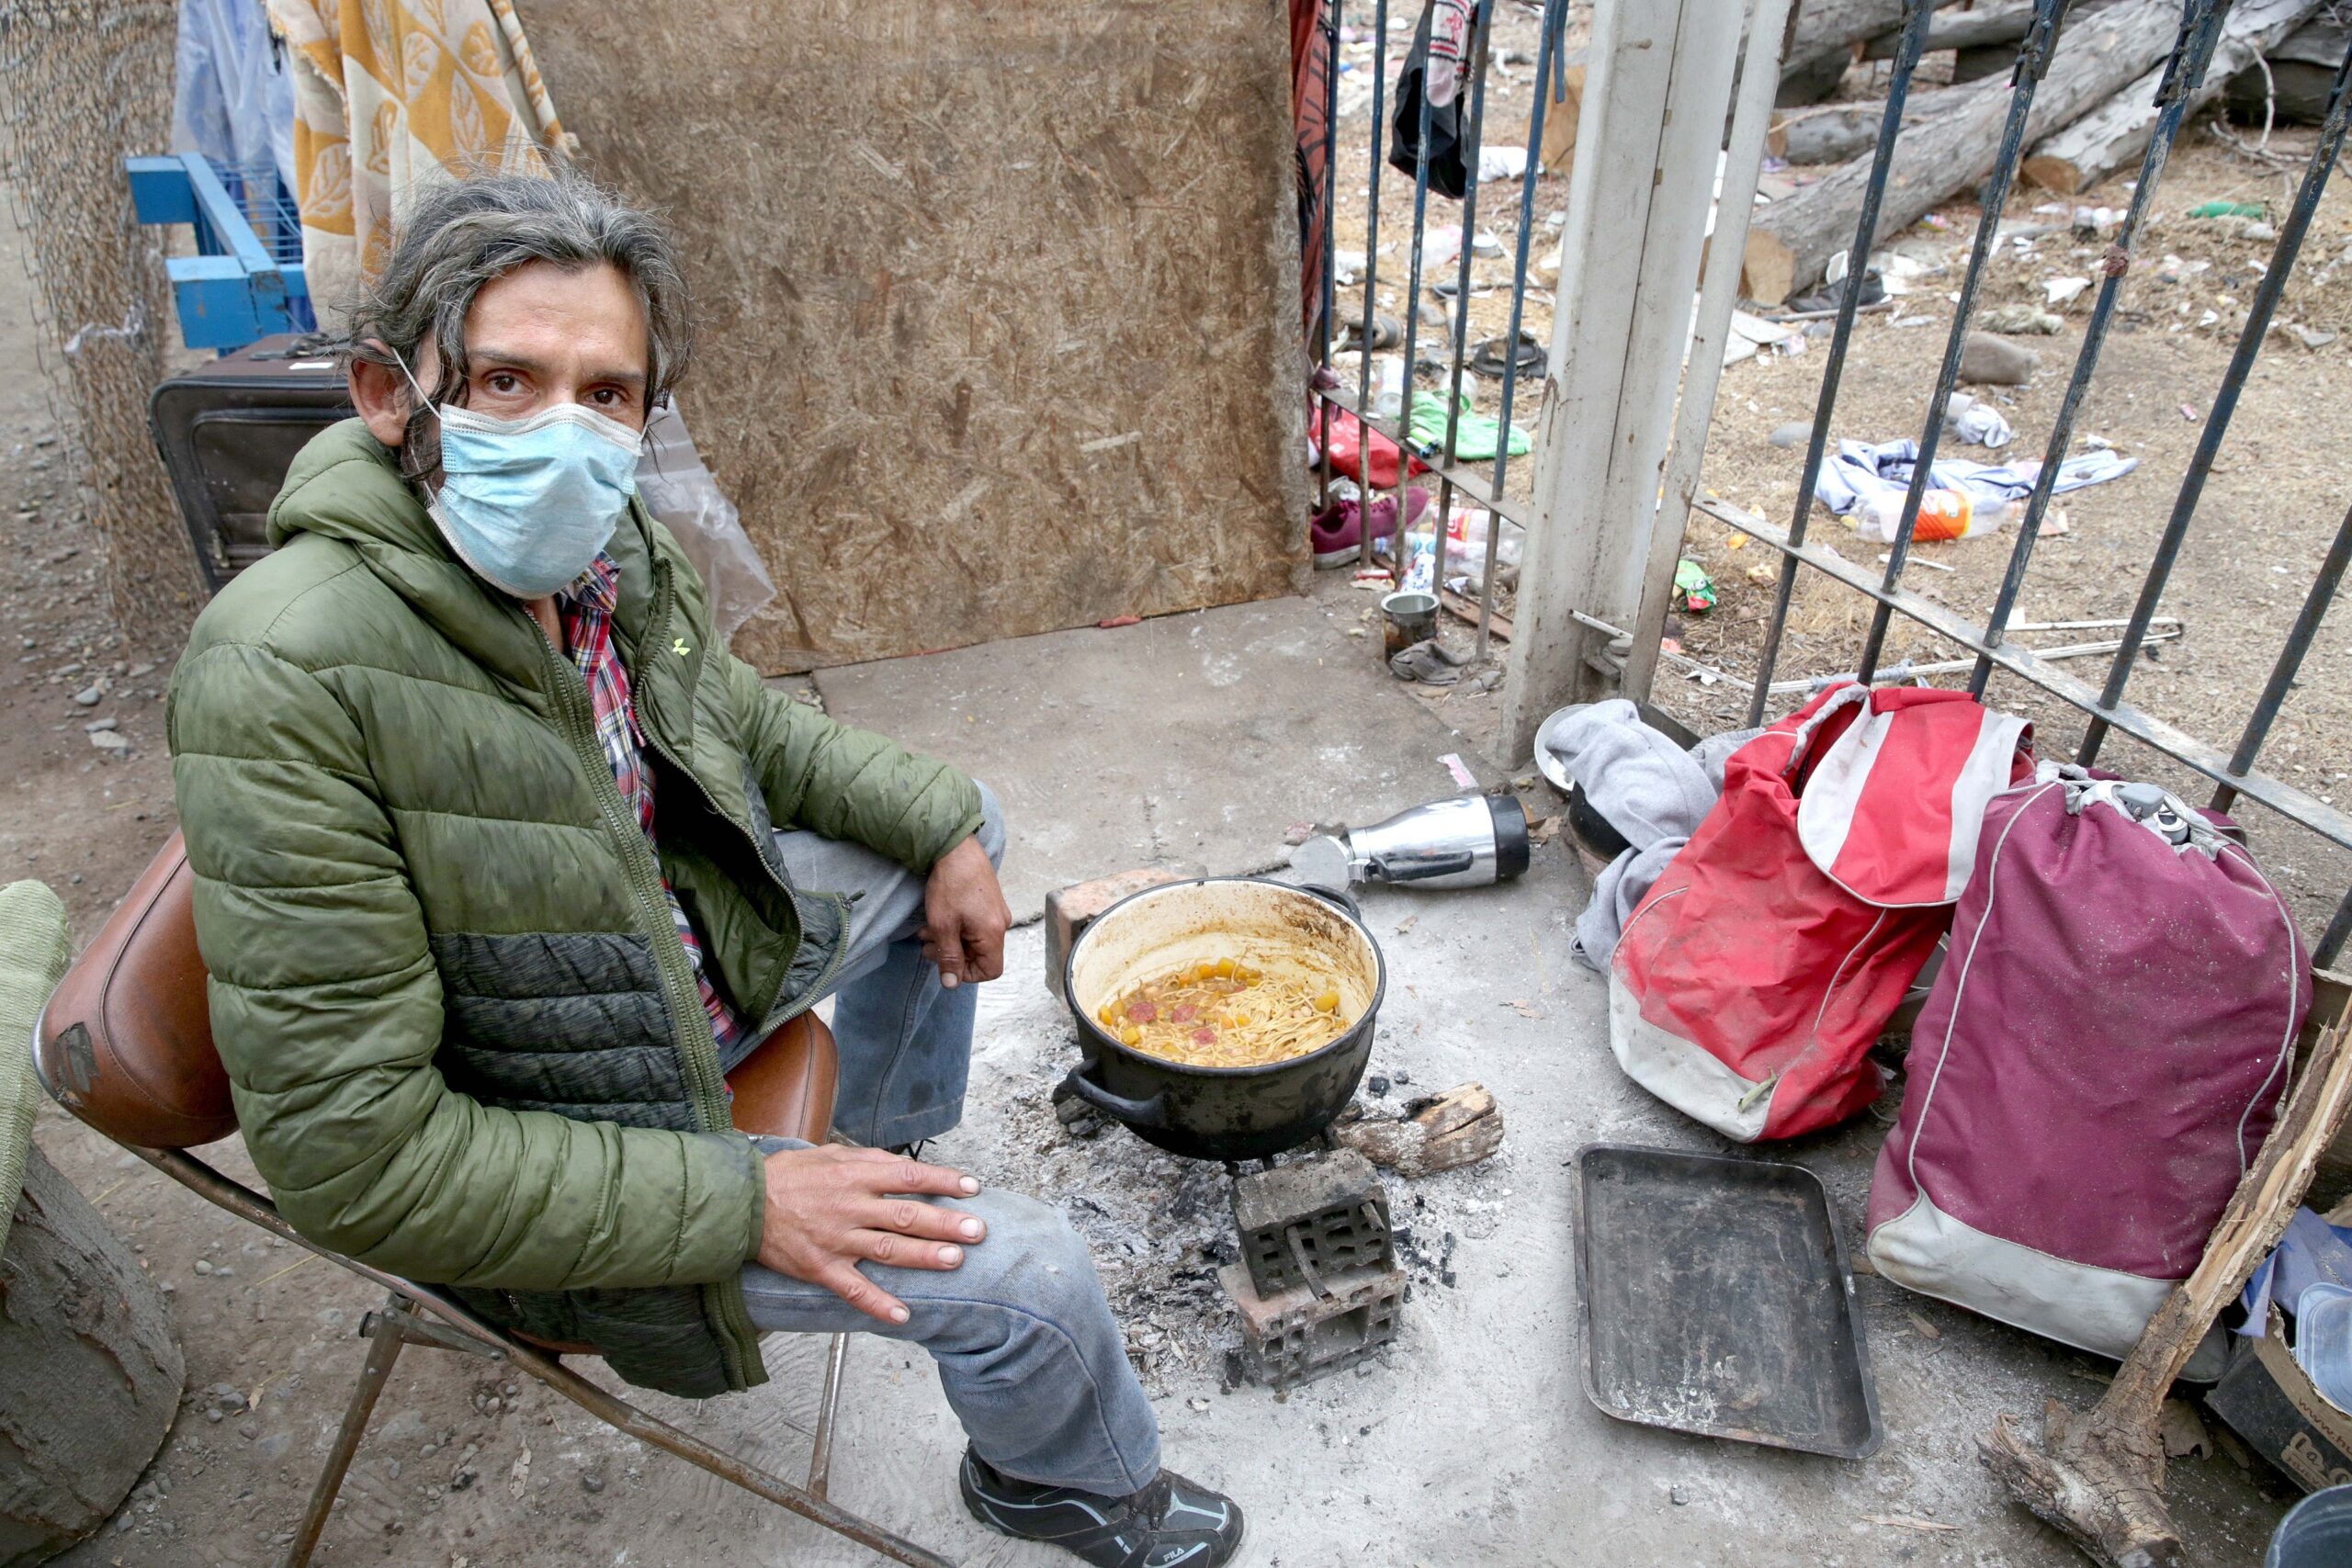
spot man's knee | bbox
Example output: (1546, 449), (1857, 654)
(973, 781), (1007, 870)
(952, 1188), (1101, 1321)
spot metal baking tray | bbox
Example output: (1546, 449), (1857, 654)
(1573, 1143), (1883, 1459)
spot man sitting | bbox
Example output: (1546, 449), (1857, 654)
(167, 169), (1242, 1568)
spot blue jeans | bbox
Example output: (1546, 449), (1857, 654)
(740, 785), (1162, 1494)
(738, 784), (1007, 1148)
(740, 1137), (1162, 1496)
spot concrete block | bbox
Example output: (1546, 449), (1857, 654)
(1043, 867), (1190, 1002)
(1221, 1259), (1407, 1390)
(1230, 1149), (1392, 1298)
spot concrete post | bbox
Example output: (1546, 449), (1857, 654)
(1496, 0), (1757, 758)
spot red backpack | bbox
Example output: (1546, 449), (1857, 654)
(1609, 682), (2032, 1141)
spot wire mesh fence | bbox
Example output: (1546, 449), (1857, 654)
(0, 0), (201, 650)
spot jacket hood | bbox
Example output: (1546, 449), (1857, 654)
(265, 418), (677, 700)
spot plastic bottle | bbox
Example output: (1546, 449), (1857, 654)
(1373, 355), (1406, 422)
(1852, 490), (2036, 544)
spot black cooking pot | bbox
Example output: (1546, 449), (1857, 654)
(1058, 876), (1385, 1161)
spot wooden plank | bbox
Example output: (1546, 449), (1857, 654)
(525, 0), (1312, 671)
(1498, 0), (1746, 754)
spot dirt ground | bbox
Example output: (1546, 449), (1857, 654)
(1329, 6), (2352, 939)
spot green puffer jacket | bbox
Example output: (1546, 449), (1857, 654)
(167, 420), (982, 1397)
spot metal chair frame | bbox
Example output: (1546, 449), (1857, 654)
(119, 1141), (956, 1568)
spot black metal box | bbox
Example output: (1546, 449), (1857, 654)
(150, 333), (351, 592)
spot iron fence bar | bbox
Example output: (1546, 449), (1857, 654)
(1853, 0), (2069, 683)
(2321, 887), (2352, 970)
(2211, 497), (2352, 817)
(1968, 0), (2227, 699)
(1743, 0), (1939, 726)
(1389, 7), (1445, 588)
(1700, 494), (2352, 854)
(1317, 0), (1344, 513)
(1474, 0), (1567, 658)
(1353, 0), (1392, 487)
(2078, 33), (2352, 764)
(1434, 0), (1498, 607)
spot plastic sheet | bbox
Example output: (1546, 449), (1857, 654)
(637, 404), (775, 644)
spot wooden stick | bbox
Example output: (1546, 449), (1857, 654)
(1980, 987), (2352, 1567)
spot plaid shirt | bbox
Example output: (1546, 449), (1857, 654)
(559, 554), (746, 1055)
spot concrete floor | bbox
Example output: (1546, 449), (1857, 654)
(45, 580), (2298, 1567)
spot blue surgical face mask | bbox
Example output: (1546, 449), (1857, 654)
(396, 355), (643, 599)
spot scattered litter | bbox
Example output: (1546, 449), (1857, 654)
(1861, 1516), (1961, 1534)
(2242, 220), (2278, 244)
(1944, 392), (2012, 449)
(1187, 1396), (1212, 1413)
(1469, 230), (1503, 259)
(1725, 310), (1804, 364)
(2180, 403), (2200, 422)
(2292, 325), (2340, 351)
(1673, 559), (1716, 614)
(1819, 439), (2135, 543)
(508, 1448), (531, 1500)
(1907, 1312), (1942, 1341)
(2044, 276), (2092, 307)
(1979, 303), (2063, 335)
(1878, 552), (1953, 572)
(1437, 752), (1477, 789)
(1476, 145), (1528, 184)
(2187, 200), (2264, 220)
(1769, 421), (1811, 449)
(1395, 915), (1419, 936)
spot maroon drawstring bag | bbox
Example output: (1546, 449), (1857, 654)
(1867, 767), (2310, 1377)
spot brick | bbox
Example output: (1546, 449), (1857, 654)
(1042, 867), (1190, 1003)
(1221, 1260), (1407, 1390)
(1229, 1149), (1393, 1297)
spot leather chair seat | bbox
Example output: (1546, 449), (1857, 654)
(36, 829), (837, 1150)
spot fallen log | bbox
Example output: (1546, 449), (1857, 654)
(1742, 0), (2188, 305)
(1781, 0), (1975, 103)
(1773, 86), (1962, 164)
(1979, 979), (2352, 1567)
(1861, 0), (2041, 59)
(2225, 17), (2352, 125)
(2024, 0), (2323, 194)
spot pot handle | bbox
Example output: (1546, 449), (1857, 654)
(1057, 1063), (1170, 1128)
(1296, 879), (1365, 919)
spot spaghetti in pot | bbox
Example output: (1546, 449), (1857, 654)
(1094, 955), (1346, 1069)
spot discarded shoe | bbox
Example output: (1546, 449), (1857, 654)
(1311, 488), (1430, 568)
(1388, 637), (1468, 685)
(960, 1449), (1246, 1568)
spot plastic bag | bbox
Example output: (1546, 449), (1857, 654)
(637, 403), (776, 644)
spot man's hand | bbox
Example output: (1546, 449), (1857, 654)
(757, 1145), (986, 1324)
(921, 834), (1010, 989)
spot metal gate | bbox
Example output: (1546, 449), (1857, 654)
(1304, 0), (2352, 964)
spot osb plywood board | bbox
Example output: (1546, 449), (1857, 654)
(524, 0), (1313, 671)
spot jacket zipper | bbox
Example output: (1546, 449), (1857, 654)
(526, 605), (761, 1389)
(633, 563), (852, 1030)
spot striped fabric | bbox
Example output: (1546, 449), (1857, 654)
(560, 554), (746, 1055)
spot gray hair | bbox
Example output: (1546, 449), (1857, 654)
(342, 170), (692, 471)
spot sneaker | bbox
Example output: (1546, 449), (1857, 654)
(959, 1449), (1244, 1568)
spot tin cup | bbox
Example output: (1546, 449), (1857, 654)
(1381, 590), (1440, 656)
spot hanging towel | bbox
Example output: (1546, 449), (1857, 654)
(266, 0), (571, 321)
